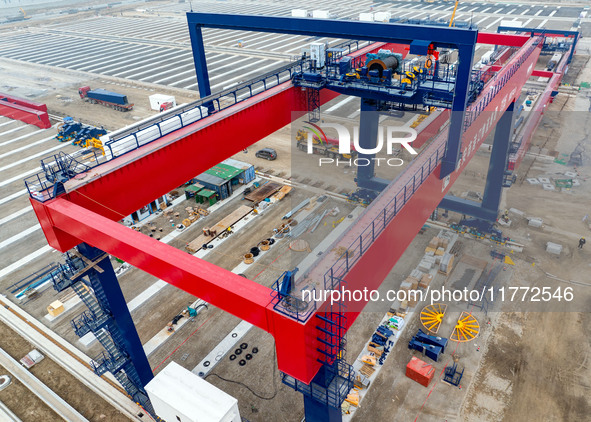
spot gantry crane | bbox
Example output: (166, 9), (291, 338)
(26, 13), (579, 421)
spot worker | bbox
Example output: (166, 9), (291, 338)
(579, 237), (586, 249)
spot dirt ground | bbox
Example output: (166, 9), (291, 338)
(0, 362), (61, 422)
(432, 57), (591, 422)
(0, 321), (129, 421)
(0, 57), (200, 131)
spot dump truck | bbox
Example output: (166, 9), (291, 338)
(295, 129), (357, 159)
(79, 86), (134, 111)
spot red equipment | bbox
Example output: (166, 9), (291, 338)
(0, 92), (51, 129)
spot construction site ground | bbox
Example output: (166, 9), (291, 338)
(0, 4), (590, 421)
(2, 82), (590, 422)
(0, 319), (129, 421)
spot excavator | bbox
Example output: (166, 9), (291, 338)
(449, 0), (460, 27)
(5, 8), (31, 22)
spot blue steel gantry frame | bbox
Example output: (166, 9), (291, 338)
(439, 101), (516, 221)
(185, 13), (480, 421)
(186, 13), (477, 180)
(497, 26), (580, 64)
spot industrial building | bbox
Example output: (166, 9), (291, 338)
(0, 1), (590, 422)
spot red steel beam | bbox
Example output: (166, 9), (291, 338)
(31, 198), (275, 330)
(0, 92), (48, 112)
(413, 109), (450, 149)
(476, 32), (529, 47)
(0, 100), (51, 129)
(31, 38), (542, 383)
(532, 69), (554, 78)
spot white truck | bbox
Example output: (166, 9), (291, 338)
(20, 350), (44, 369)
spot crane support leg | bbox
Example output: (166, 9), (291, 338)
(439, 101), (515, 221)
(77, 243), (154, 387)
(303, 363), (345, 422)
(188, 24), (211, 99)
(356, 98), (389, 192)
(482, 101), (515, 210)
(304, 397), (342, 422)
(440, 44), (475, 178)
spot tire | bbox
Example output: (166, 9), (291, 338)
(240, 343), (248, 350)
(235, 348), (242, 355)
(245, 354), (253, 360)
(239, 359), (246, 366)
(229, 354), (237, 361)
(252, 347), (259, 354)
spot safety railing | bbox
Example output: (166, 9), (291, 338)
(463, 36), (542, 131)
(270, 283), (318, 323)
(281, 359), (354, 409)
(26, 42), (370, 201)
(24, 149), (107, 201)
(323, 140), (447, 293)
(90, 350), (128, 376)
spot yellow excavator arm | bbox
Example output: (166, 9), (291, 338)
(449, 0), (460, 27)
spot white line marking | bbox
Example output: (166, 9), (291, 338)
(326, 96), (356, 113)
(0, 189), (27, 206)
(0, 125), (26, 137)
(0, 135), (56, 159)
(0, 225), (40, 251)
(0, 245), (52, 280)
(0, 129), (50, 148)
(486, 17), (504, 29)
(0, 143), (64, 174)
(0, 206), (32, 227)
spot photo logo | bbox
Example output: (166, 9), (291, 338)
(303, 121), (330, 146)
(298, 122), (418, 167)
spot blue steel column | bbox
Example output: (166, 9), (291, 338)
(355, 98), (389, 192)
(481, 101), (515, 211)
(77, 243), (154, 387)
(438, 101), (515, 221)
(440, 44), (475, 178)
(303, 365), (342, 422)
(187, 22), (212, 99)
